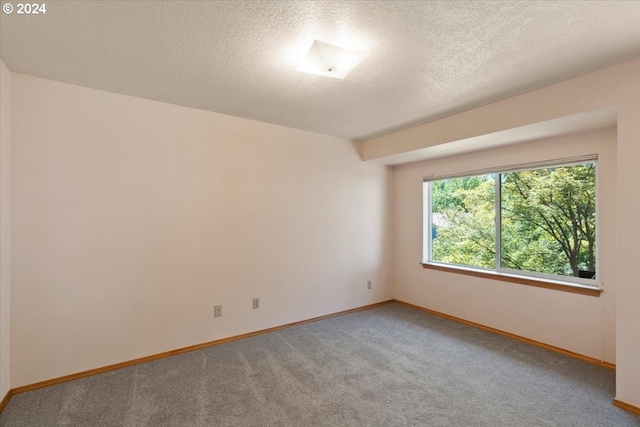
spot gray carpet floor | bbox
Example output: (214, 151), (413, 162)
(1, 303), (638, 426)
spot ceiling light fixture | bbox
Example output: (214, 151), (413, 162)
(297, 40), (366, 79)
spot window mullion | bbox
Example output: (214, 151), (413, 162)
(495, 174), (501, 269)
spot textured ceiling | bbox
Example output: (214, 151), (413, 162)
(1, 1), (640, 140)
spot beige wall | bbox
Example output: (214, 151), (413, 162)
(10, 74), (393, 387)
(0, 60), (11, 398)
(4, 59), (640, 407)
(392, 129), (617, 362)
(615, 94), (640, 408)
(367, 58), (640, 408)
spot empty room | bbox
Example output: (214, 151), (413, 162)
(1, 1), (639, 426)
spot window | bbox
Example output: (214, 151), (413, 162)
(423, 156), (597, 287)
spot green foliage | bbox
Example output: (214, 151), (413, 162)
(501, 164), (596, 277)
(432, 176), (495, 269)
(431, 176), (486, 212)
(430, 164), (596, 278)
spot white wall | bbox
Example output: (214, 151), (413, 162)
(392, 129), (616, 362)
(0, 60), (11, 398)
(10, 74), (393, 388)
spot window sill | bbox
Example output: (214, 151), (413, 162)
(421, 262), (602, 297)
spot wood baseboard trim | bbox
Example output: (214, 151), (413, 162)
(0, 390), (11, 414)
(10, 300), (394, 396)
(613, 399), (640, 416)
(393, 299), (615, 370)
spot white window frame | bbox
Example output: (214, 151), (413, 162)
(423, 155), (600, 289)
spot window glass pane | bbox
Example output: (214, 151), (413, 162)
(431, 175), (495, 269)
(500, 163), (596, 279)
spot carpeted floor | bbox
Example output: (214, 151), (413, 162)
(1, 303), (638, 426)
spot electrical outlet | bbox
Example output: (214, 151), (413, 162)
(214, 305), (222, 317)
(367, 280), (372, 290)
(253, 298), (260, 309)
